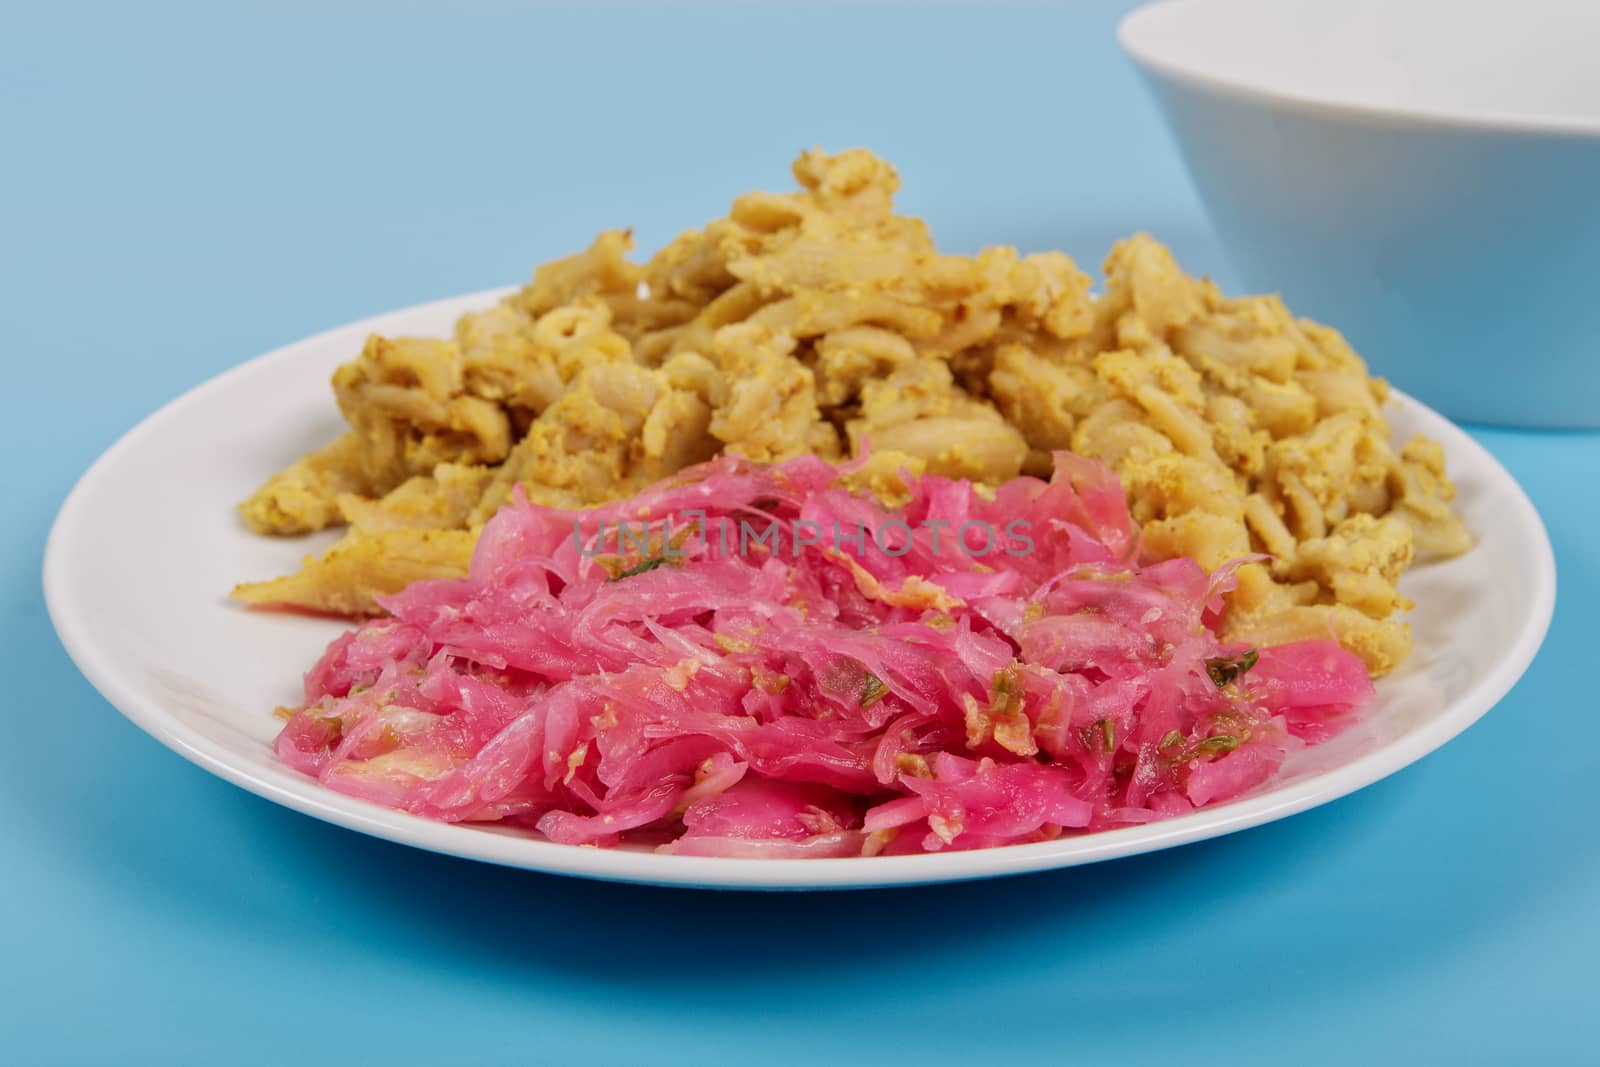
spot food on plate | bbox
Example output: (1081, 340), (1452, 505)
(273, 453), (1374, 856)
(236, 147), (1470, 673)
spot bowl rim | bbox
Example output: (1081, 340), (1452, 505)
(1118, 0), (1600, 139)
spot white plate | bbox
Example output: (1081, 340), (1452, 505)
(43, 288), (1556, 890)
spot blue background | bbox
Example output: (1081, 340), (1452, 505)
(5, 2), (1596, 1062)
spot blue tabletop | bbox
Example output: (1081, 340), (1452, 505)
(6, 2), (1596, 1062)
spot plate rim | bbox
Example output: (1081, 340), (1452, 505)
(42, 287), (1558, 890)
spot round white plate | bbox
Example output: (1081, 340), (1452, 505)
(44, 288), (1556, 890)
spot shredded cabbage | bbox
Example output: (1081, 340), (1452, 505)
(275, 451), (1373, 856)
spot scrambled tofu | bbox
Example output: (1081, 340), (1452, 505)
(235, 147), (1470, 675)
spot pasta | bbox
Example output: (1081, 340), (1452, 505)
(234, 147), (1470, 675)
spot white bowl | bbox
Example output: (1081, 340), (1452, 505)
(1120, 0), (1600, 428)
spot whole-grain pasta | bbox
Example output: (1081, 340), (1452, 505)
(234, 147), (1470, 675)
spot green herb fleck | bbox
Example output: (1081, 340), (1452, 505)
(860, 674), (889, 708)
(990, 663), (1024, 717)
(1204, 648), (1260, 689)
(610, 556), (670, 581)
(1159, 729), (1185, 750)
(1194, 734), (1243, 757)
(1099, 718), (1117, 752)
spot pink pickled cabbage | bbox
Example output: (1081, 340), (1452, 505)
(273, 451), (1374, 857)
